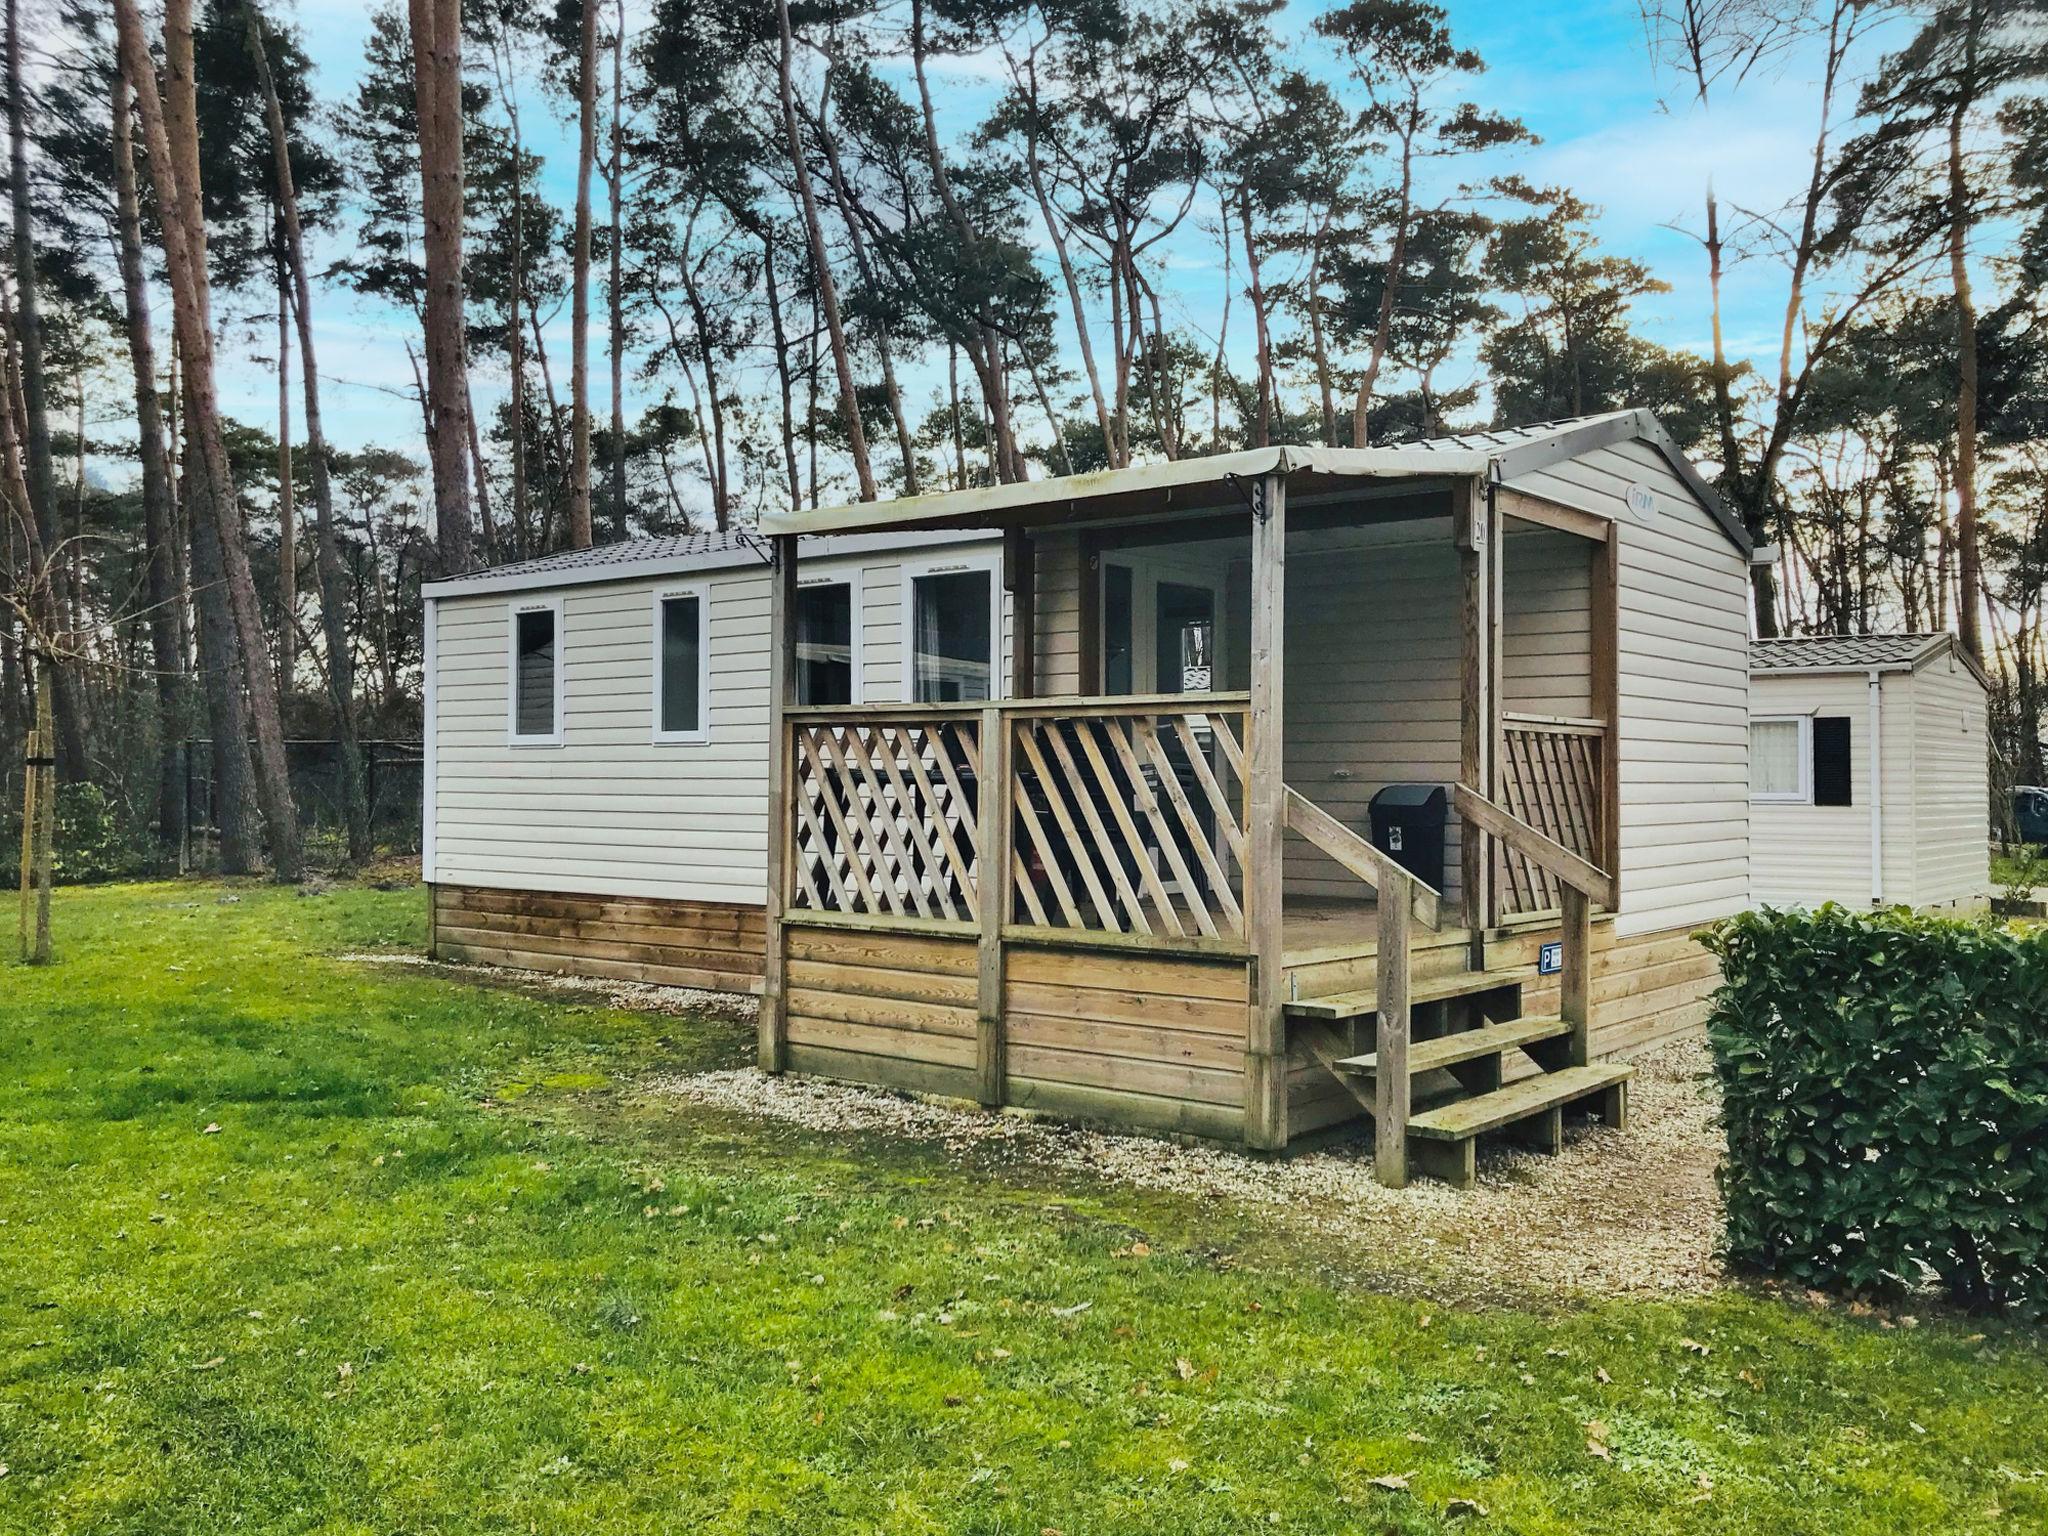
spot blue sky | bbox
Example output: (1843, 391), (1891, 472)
(218, 0), (1909, 479)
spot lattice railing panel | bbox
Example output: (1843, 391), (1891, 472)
(1495, 717), (1604, 917)
(789, 716), (981, 921)
(1007, 704), (1250, 942)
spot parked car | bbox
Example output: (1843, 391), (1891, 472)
(2015, 787), (2048, 845)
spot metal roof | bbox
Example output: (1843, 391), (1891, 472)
(755, 409), (1750, 553)
(420, 526), (992, 599)
(1751, 632), (1988, 688)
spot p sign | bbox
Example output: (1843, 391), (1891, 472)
(1538, 941), (1563, 976)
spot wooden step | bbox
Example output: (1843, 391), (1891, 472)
(1330, 1015), (1569, 1078)
(1286, 965), (1537, 1022)
(1407, 1063), (1633, 1141)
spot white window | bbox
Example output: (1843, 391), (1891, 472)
(507, 598), (563, 745)
(652, 586), (710, 744)
(1751, 716), (1810, 803)
(902, 558), (1000, 703)
(796, 577), (859, 705)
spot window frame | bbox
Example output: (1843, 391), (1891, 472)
(899, 554), (1003, 704)
(650, 582), (713, 746)
(505, 595), (565, 747)
(795, 569), (863, 707)
(1749, 713), (1812, 804)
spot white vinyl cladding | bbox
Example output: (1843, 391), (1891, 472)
(430, 541), (1007, 902)
(1749, 653), (1988, 911)
(1596, 438), (1752, 938)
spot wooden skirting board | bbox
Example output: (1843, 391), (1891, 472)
(429, 884), (767, 995)
(428, 883), (1716, 1153)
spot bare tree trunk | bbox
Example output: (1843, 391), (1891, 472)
(908, 0), (1023, 483)
(1240, 188), (1276, 448)
(275, 238), (296, 693)
(672, 209), (731, 521)
(608, 0), (628, 538)
(462, 359), (497, 556)
(190, 500), (260, 873)
(247, 0), (370, 863)
(6, 0), (83, 778)
(763, 233), (802, 511)
(495, 30), (530, 553)
(777, 0), (874, 501)
(527, 307), (573, 547)
(1352, 122), (1414, 448)
(116, 0), (303, 880)
(568, 0), (598, 548)
(1024, 134), (1113, 466)
(1306, 212), (1335, 447)
(113, 67), (188, 867)
(817, 81), (916, 493)
(1949, 94), (1982, 664)
(407, 0), (475, 572)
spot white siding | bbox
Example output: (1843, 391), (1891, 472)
(1748, 654), (1988, 912)
(1747, 672), (1888, 909)
(1909, 655), (1990, 909)
(430, 541), (1003, 903)
(1602, 440), (1752, 937)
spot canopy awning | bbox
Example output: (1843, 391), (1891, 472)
(756, 444), (1491, 538)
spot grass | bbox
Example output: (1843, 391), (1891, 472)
(3, 879), (2044, 1535)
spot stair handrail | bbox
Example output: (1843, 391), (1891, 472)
(1281, 786), (1442, 932)
(1451, 783), (1616, 911)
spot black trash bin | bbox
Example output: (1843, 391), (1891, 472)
(1368, 784), (1447, 891)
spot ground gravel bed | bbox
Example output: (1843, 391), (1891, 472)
(640, 1036), (1727, 1300)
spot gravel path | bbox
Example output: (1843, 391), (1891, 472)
(641, 1037), (1727, 1301)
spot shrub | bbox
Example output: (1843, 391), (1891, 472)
(1700, 905), (2048, 1311)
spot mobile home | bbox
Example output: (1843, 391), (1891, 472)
(1748, 633), (1989, 911)
(422, 410), (1755, 1183)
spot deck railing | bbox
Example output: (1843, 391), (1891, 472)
(783, 694), (1252, 950)
(1006, 696), (1250, 943)
(1494, 713), (1606, 918)
(787, 708), (983, 923)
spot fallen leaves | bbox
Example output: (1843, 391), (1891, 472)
(1586, 1418), (1612, 1461)
(1368, 1472), (1411, 1494)
(201, 1123), (221, 1136)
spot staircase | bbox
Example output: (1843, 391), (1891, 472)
(1287, 937), (1632, 1188)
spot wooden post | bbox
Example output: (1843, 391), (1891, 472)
(1374, 888), (1411, 1187)
(1005, 527), (1034, 700)
(1457, 477), (1493, 964)
(759, 533), (799, 1073)
(976, 702), (1009, 1106)
(1560, 881), (1591, 1068)
(1245, 471), (1288, 1152)
(18, 718), (38, 960)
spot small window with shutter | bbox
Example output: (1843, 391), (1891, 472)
(1812, 716), (1852, 806)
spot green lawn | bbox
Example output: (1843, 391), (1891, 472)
(3, 880), (2043, 1534)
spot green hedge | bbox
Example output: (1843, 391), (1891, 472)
(1700, 906), (2048, 1310)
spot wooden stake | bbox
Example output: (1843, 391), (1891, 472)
(1245, 471), (1287, 1151)
(976, 704), (1009, 1106)
(1374, 882), (1411, 1187)
(759, 535), (799, 1072)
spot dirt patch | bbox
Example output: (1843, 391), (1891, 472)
(640, 1037), (1726, 1301)
(341, 951), (761, 1022)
